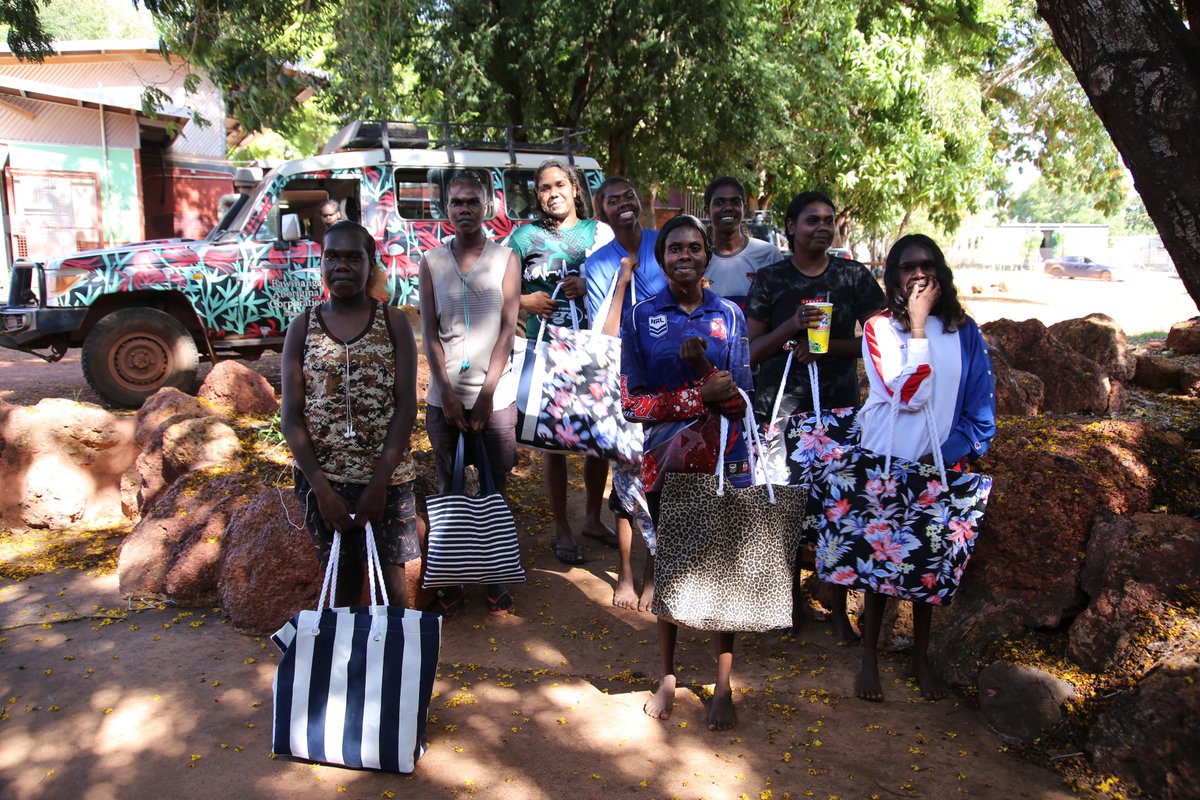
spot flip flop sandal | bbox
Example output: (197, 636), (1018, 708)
(550, 541), (587, 565)
(432, 587), (465, 620)
(485, 589), (515, 617)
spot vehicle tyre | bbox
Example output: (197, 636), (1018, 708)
(82, 308), (200, 408)
(1050, 267), (1064, 278)
(1100, 270), (1112, 281)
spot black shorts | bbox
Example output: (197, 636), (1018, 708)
(294, 470), (420, 567)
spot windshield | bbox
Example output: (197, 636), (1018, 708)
(207, 194), (251, 242)
(207, 168), (281, 243)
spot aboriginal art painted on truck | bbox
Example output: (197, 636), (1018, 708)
(46, 166), (602, 343)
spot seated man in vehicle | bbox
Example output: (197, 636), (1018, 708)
(320, 200), (343, 227)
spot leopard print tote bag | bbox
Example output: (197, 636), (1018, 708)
(653, 391), (808, 632)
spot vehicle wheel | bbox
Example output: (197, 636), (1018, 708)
(1050, 267), (1064, 278)
(1100, 270), (1113, 281)
(82, 308), (200, 408)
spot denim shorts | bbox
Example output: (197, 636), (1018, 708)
(294, 469), (420, 567)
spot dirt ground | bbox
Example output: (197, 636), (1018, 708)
(2, 528), (1083, 800)
(2, 270), (1189, 799)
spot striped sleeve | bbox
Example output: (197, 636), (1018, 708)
(863, 315), (934, 410)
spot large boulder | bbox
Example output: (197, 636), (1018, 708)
(121, 388), (228, 519)
(929, 419), (1177, 686)
(199, 360), (279, 416)
(218, 488), (320, 635)
(1165, 316), (1200, 355)
(978, 661), (1077, 743)
(988, 348), (1044, 416)
(1048, 313), (1136, 382)
(117, 471), (254, 604)
(0, 398), (137, 528)
(161, 417), (241, 474)
(1068, 513), (1200, 671)
(1088, 652), (1200, 800)
(1131, 354), (1200, 395)
(982, 318), (1117, 413)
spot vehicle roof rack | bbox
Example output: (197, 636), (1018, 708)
(321, 121), (590, 164)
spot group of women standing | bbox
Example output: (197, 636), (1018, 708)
(283, 159), (996, 738)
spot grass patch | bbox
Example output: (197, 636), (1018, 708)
(1128, 330), (1167, 344)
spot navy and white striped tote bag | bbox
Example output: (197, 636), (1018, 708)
(422, 434), (526, 587)
(272, 525), (441, 772)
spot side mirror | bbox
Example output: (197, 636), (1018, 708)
(281, 213), (303, 243)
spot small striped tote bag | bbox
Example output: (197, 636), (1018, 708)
(422, 433), (526, 587)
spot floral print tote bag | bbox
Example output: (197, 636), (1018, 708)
(760, 353), (862, 544)
(510, 286), (642, 464)
(813, 400), (992, 605)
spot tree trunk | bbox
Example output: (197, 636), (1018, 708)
(1039, 0), (1200, 311)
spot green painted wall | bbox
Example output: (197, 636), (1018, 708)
(6, 143), (139, 243)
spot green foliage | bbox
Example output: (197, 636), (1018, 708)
(1008, 176), (1110, 224)
(1, 0), (53, 61)
(39, 0), (157, 40)
(0, 0), (1131, 248)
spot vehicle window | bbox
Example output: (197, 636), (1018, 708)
(253, 177), (360, 243)
(394, 169), (440, 220)
(503, 168), (595, 221)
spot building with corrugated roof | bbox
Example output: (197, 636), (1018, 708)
(0, 39), (237, 274)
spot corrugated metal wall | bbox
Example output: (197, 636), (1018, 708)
(0, 59), (225, 156)
(0, 96), (138, 148)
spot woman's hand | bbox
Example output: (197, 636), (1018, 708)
(618, 254), (638, 280)
(908, 278), (940, 326)
(680, 336), (714, 376)
(441, 391), (469, 432)
(699, 370), (738, 403)
(789, 303), (822, 335)
(314, 485), (356, 534)
(521, 291), (556, 319)
(355, 479), (389, 532)
(559, 274), (586, 300)
(467, 392), (494, 434)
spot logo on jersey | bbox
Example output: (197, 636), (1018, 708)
(710, 318), (727, 340)
(649, 314), (668, 338)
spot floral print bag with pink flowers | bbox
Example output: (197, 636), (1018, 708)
(510, 286), (642, 464)
(813, 396), (992, 605)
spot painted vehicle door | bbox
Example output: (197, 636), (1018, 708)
(234, 171), (363, 341)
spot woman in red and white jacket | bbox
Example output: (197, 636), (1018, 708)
(855, 233), (996, 702)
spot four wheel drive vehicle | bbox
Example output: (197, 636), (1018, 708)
(1043, 255), (1117, 281)
(0, 121), (604, 408)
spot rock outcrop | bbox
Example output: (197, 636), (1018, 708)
(1165, 316), (1200, 355)
(930, 420), (1179, 687)
(1088, 652), (1200, 800)
(1047, 313), (1136, 382)
(978, 661), (1077, 743)
(981, 318), (1119, 414)
(988, 348), (1044, 416)
(198, 360), (279, 416)
(1132, 355), (1200, 395)
(117, 471), (254, 605)
(218, 487), (320, 635)
(0, 398), (137, 528)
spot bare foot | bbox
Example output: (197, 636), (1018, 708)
(855, 664), (884, 702)
(707, 689), (737, 731)
(644, 674), (676, 720)
(832, 611), (862, 646)
(613, 575), (638, 610)
(637, 577), (656, 613)
(911, 659), (946, 700)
